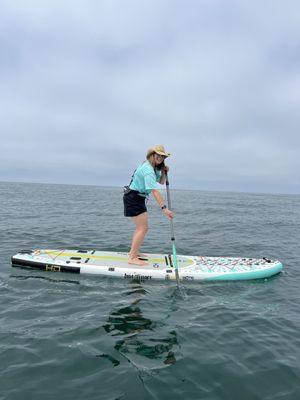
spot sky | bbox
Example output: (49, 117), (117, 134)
(1, 0), (300, 194)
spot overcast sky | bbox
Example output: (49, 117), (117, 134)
(1, 0), (299, 194)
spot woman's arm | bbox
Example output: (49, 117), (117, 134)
(152, 189), (173, 219)
(159, 166), (169, 185)
(159, 170), (166, 185)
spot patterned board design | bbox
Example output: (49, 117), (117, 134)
(11, 249), (283, 281)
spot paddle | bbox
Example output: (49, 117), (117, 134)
(165, 171), (180, 285)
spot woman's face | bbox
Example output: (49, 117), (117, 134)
(153, 153), (166, 165)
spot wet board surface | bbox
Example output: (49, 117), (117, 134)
(11, 249), (283, 281)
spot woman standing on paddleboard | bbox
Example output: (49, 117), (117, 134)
(123, 145), (174, 266)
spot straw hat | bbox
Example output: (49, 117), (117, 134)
(147, 145), (171, 158)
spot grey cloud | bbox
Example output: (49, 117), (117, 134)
(0, 0), (299, 193)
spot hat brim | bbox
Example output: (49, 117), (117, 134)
(155, 151), (170, 157)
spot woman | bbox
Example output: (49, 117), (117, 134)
(123, 145), (174, 266)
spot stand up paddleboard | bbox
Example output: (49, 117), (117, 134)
(11, 249), (283, 281)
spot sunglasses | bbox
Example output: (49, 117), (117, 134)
(155, 154), (166, 159)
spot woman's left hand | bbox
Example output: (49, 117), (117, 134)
(163, 165), (169, 173)
(163, 208), (174, 219)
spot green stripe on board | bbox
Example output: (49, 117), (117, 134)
(45, 250), (166, 263)
(43, 250), (195, 268)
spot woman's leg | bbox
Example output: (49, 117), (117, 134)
(128, 212), (149, 265)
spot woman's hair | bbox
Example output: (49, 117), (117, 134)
(146, 151), (155, 161)
(147, 152), (165, 171)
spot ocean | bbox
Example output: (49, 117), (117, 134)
(0, 181), (299, 400)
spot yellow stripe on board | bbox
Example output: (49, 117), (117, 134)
(44, 250), (166, 264)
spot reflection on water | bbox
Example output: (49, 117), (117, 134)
(10, 273), (80, 285)
(103, 285), (178, 368)
(96, 353), (120, 367)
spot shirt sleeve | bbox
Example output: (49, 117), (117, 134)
(144, 172), (158, 191)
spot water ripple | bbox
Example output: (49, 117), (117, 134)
(0, 182), (299, 400)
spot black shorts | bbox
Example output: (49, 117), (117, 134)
(123, 190), (147, 217)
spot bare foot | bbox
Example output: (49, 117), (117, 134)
(128, 257), (149, 266)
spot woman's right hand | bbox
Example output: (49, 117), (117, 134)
(163, 208), (174, 219)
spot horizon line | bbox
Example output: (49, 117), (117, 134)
(1, 179), (299, 197)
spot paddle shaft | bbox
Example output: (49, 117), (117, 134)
(165, 172), (180, 284)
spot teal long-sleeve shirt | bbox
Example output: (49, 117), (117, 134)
(129, 161), (162, 196)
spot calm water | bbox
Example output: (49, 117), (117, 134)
(0, 182), (299, 400)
